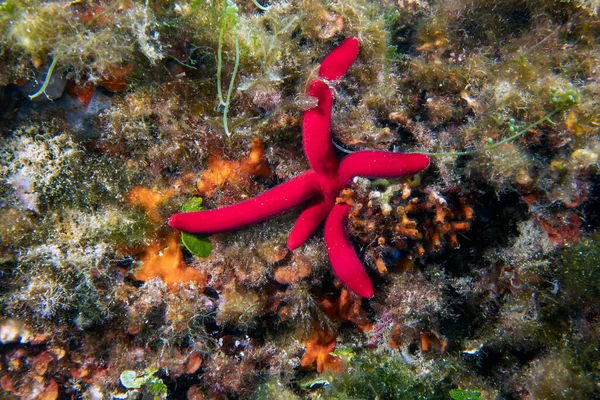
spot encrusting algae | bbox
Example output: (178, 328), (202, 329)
(0, 0), (599, 399)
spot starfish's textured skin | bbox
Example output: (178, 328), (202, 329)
(169, 38), (430, 298)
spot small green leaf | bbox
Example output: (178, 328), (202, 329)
(148, 379), (168, 396)
(120, 370), (143, 389)
(180, 197), (212, 257)
(331, 346), (355, 362)
(0, 0), (16, 15)
(182, 197), (204, 212)
(449, 388), (484, 400)
(182, 232), (212, 258)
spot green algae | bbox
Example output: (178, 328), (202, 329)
(119, 368), (168, 399)
(180, 197), (212, 257)
(315, 348), (449, 400)
(561, 232), (600, 299)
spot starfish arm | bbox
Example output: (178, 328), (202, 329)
(168, 170), (321, 234)
(287, 196), (335, 250)
(303, 80), (338, 176)
(337, 151), (430, 186)
(324, 203), (374, 298)
(318, 37), (359, 81)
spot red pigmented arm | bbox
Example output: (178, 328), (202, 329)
(324, 204), (374, 298)
(169, 171), (321, 234)
(318, 37), (359, 81)
(337, 151), (430, 186)
(303, 37), (359, 176)
(287, 196), (335, 250)
(303, 80), (338, 176)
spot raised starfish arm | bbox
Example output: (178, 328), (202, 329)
(303, 37), (360, 177)
(318, 37), (359, 81)
(303, 80), (338, 177)
(168, 171), (322, 234)
(324, 203), (374, 298)
(287, 196), (335, 250)
(337, 151), (430, 186)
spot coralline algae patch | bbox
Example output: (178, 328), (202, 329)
(0, 0), (600, 399)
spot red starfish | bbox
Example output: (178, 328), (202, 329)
(169, 38), (430, 298)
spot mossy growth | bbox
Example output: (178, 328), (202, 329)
(523, 346), (598, 399)
(449, 388), (484, 400)
(0, 121), (144, 213)
(3, 240), (120, 329)
(250, 380), (299, 400)
(47, 207), (153, 249)
(217, 282), (262, 330)
(312, 348), (449, 399)
(3, 0), (166, 82)
(560, 232), (600, 300)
